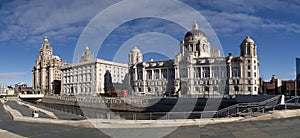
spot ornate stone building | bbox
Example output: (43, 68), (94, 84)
(61, 47), (128, 95)
(129, 23), (260, 97)
(32, 37), (69, 94)
(0, 83), (6, 95)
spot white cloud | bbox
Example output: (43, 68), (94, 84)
(183, 0), (300, 15)
(176, 0), (300, 37)
(199, 10), (300, 36)
(0, 72), (27, 79)
(1, 0), (300, 51)
(0, 0), (119, 45)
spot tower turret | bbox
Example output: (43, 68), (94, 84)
(80, 46), (93, 62)
(240, 36), (257, 57)
(128, 46), (143, 65)
(181, 23), (210, 57)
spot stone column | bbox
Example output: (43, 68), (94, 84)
(159, 69), (161, 80)
(200, 67), (203, 79)
(151, 70), (154, 80)
(228, 64), (232, 78)
(32, 69), (35, 92)
(49, 66), (54, 95)
(174, 67), (178, 79)
(134, 67), (138, 80)
(41, 68), (46, 94)
(142, 66), (146, 92)
(35, 69), (39, 92)
(209, 66), (212, 79)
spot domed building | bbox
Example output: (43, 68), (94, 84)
(129, 23), (260, 97)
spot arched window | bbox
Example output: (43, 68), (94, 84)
(234, 86), (239, 92)
(213, 86), (218, 92)
(205, 86), (209, 92)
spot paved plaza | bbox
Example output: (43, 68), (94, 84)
(1, 101), (300, 137)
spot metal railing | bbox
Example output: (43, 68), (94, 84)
(104, 111), (219, 120)
(272, 96), (300, 110)
(285, 96), (300, 104)
(216, 95), (282, 117)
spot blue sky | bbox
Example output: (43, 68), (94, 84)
(0, 0), (300, 86)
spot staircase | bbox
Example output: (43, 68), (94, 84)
(216, 95), (282, 118)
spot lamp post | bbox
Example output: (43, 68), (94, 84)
(288, 85), (291, 99)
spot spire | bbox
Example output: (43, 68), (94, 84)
(44, 36), (48, 42)
(80, 45), (93, 62)
(131, 46), (141, 53)
(41, 36), (51, 50)
(192, 22), (199, 30)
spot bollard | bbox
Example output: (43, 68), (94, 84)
(107, 113), (111, 119)
(285, 104), (287, 110)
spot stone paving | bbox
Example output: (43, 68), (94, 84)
(24, 101), (86, 120)
(0, 102), (109, 138)
(0, 128), (25, 138)
(5, 101), (51, 118)
(165, 117), (300, 138)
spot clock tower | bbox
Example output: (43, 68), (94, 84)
(39, 36), (53, 61)
(32, 36), (69, 95)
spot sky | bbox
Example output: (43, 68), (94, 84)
(0, 0), (300, 86)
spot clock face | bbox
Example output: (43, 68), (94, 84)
(46, 51), (50, 55)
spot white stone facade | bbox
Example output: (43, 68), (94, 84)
(0, 83), (6, 94)
(61, 47), (128, 95)
(32, 37), (69, 95)
(129, 23), (260, 97)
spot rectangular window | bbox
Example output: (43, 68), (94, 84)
(194, 67), (200, 78)
(154, 69), (159, 79)
(213, 66), (220, 78)
(162, 69), (167, 79)
(232, 70), (240, 77)
(247, 72), (251, 77)
(203, 67), (210, 78)
(138, 71), (143, 80)
(248, 87), (251, 92)
(147, 70), (152, 80)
